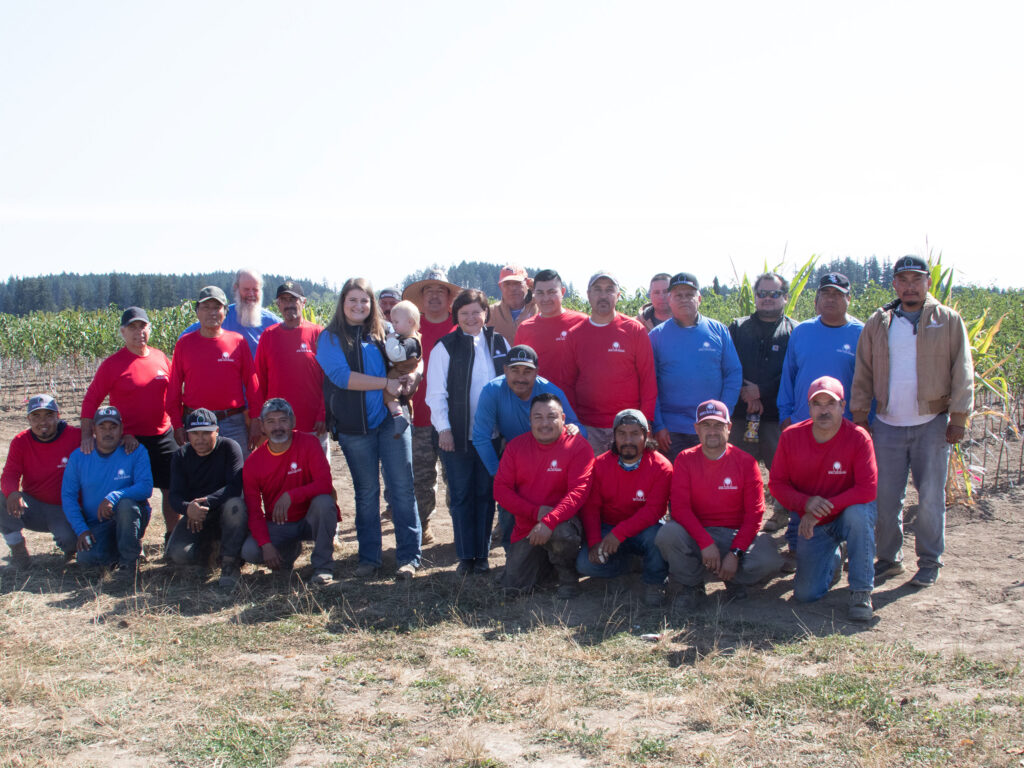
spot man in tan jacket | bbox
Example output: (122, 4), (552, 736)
(488, 265), (538, 342)
(850, 255), (973, 589)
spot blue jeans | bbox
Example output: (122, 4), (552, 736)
(872, 415), (950, 570)
(794, 502), (876, 602)
(336, 424), (421, 568)
(439, 446), (494, 562)
(77, 497), (151, 568)
(576, 522), (667, 585)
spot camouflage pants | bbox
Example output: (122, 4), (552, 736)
(411, 425), (446, 525)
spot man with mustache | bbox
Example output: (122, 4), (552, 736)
(563, 272), (657, 455)
(769, 377), (878, 621)
(488, 264), (538, 343)
(851, 255), (973, 589)
(576, 409), (671, 607)
(239, 398), (339, 586)
(253, 282), (328, 455)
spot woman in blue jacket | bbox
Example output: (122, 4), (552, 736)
(317, 277), (422, 579)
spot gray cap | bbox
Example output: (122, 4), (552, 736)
(185, 408), (219, 432)
(196, 285), (229, 306)
(587, 271), (620, 289)
(94, 406), (122, 426)
(260, 397), (295, 421)
(27, 394), (58, 415)
(612, 408), (649, 433)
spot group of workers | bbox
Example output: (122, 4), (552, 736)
(1, 257), (973, 620)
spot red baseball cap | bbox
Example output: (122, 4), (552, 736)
(499, 265), (530, 283)
(808, 375), (844, 402)
(695, 399), (730, 424)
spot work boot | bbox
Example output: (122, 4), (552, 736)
(642, 583), (664, 607)
(724, 581), (748, 602)
(672, 584), (705, 613)
(848, 590), (873, 622)
(874, 559), (905, 583)
(8, 540), (30, 569)
(218, 558), (241, 590)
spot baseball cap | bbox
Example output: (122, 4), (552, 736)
(276, 281), (305, 299)
(27, 394), (58, 415)
(185, 408), (219, 432)
(505, 345), (538, 369)
(94, 406), (122, 426)
(893, 255), (929, 276)
(196, 285), (228, 306)
(260, 397), (295, 421)
(378, 287), (402, 302)
(120, 306), (150, 326)
(669, 272), (700, 291)
(499, 265), (529, 284)
(613, 408), (649, 432)
(695, 400), (729, 424)
(587, 271), (620, 289)
(808, 375), (844, 402)
(818, 273), (851, 294)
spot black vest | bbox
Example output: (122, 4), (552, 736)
(438, 327), (509, 452)
(727, 314), (795, 422)
(323, 324), (388, 437)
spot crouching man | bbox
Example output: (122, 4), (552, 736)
(769, 377), (878, 621)
(240, 398), (339, 586)
(494, 393), (594, 598)
(165, 408), (248, 588)
(657, 400), (782, 610)
(62, 406), (153, 583)
(576, 409), (671, 607)
(1, 395), (80, 567)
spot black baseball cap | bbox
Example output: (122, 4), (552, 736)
(27, 394), (58, 414)
(94, 406), (122, 426)
(276, 281), (305, 299)
(669, 272), (699, 291)
(893, 255), (929, 276)
(196, 286), (228, 306)
(818, 273), (851, 294)
(185, 408), (219, 432)
(120, 306), (150, 326)
(506, 345), (538, 370)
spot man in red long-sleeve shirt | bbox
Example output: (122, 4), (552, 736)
(656, 400), (782, 611)
(166, 286), (261, 458)
(575, 409), (671, 607)
(562, 272), (656, 455)
(494, 393), (594, 597)
(1, 395), (80, 566)
(253, 281), (327, 454)
(769, 376), (877, 621)
(238, 398), (339, 587)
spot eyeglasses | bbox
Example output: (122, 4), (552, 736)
(755, 290), (786, 299)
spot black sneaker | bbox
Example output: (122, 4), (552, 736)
(874, 559), (906, 582)
(724, 582), (748, 602)
(8, 541), (30, 569)
(672, 584), (706, 612)
(455, 559), (473, 577)
(910, 567), (939, 588)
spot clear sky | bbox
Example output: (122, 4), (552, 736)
(2, 1), (1022, 295)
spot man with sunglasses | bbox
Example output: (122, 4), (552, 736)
(728, 272), (796, 530)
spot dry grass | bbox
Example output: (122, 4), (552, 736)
(1, 543), (1022, 768)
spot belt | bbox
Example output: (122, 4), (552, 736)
(184, 406), (245, 420)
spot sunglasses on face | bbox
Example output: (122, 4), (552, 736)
(755, 290), (786, 299)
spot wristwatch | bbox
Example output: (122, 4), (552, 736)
(730, 547), (745, 560)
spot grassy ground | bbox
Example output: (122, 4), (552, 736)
(2, 555), (1022, 768)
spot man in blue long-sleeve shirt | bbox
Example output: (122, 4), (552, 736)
(650, 273), (742, 460)
(776, 273), (864, 427)
(62, 406), (153, 582)
(471, 345), (585, 548)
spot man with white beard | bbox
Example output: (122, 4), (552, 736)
(181, 269), (281, 357)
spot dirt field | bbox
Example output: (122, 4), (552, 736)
(1, 399), (1022, 767)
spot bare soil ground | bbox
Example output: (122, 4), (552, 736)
(1, 402), (1022, 768)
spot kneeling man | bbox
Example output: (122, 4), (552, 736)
(165, 408), (248, 588)
(494, 393), (594, 597)
(657, 400), (782, 609)
(576, 409), (671, 606)
(2, 395), (79, 566)
(240, 398), (339, 586)
(62, 406), (153, 582)
(769, 377), (877, 621)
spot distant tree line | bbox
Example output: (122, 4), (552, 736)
(0, 272), (337, 316)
